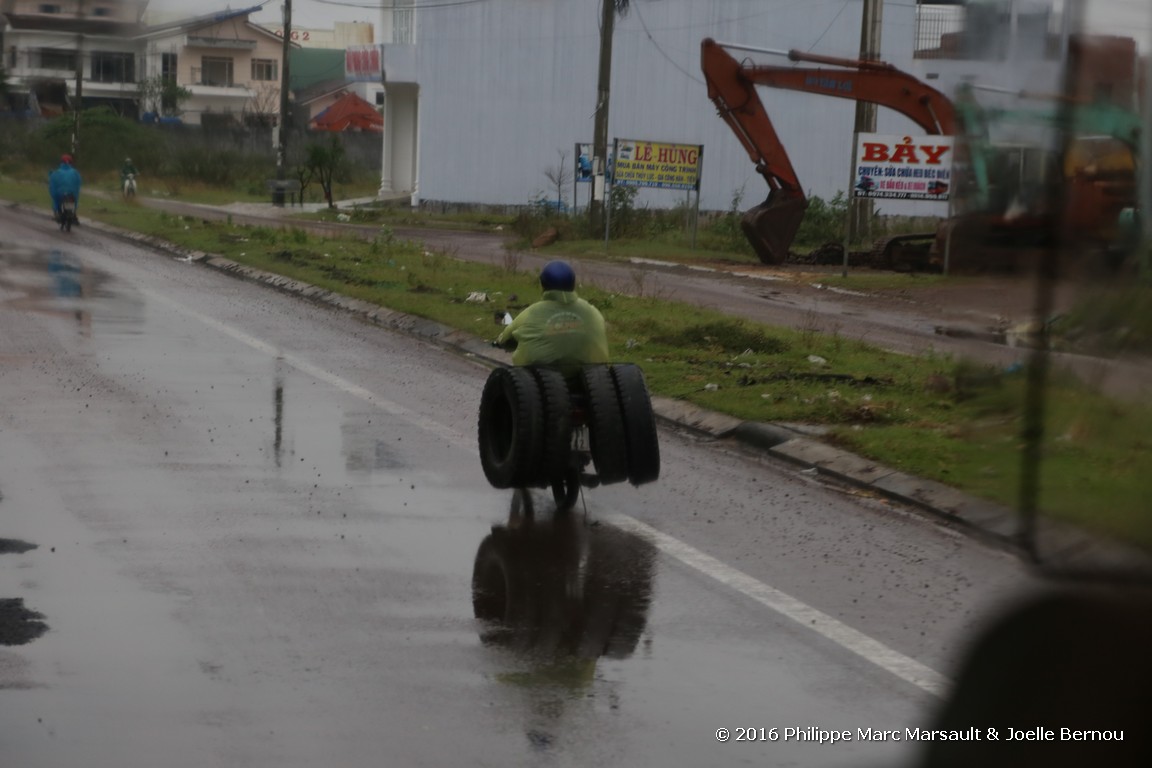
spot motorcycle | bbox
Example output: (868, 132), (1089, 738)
(477, 360), (661, 512)
(122, 173), (137, 199)
(58, 195), (77, 232)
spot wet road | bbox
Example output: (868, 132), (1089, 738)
(0, 208), (1035, 767)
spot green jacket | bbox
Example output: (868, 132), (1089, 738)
(497, 290), (609, 372)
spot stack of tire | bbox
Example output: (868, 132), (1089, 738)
(477, 363), (660, 490)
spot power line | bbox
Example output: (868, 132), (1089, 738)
(310, 0), (493, 10)
(806, 1), (852, 53)
(630, 0), (703, 85)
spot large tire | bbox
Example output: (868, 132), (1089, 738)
(580, 365), (629, 485)
(611, 363), (661, 486)
(529, 367), (573, 487)
(477, 367), (544, 488)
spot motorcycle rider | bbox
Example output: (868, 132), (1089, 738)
(121, 156), (139, 193)
(49, 154), (82, 222)
(495, 260), (609, 376)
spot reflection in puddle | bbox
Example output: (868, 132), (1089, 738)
(341, 413), (405, 473)
(472, 492), (656, 661)
(472, 492), (657, 750)
(273, 369), (285, 467)
(263, 353), (410, 477)
(0, 243), (143, 338)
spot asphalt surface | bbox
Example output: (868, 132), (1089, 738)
(4, 208), (1027, 767)
(6, 195), (1151, 575)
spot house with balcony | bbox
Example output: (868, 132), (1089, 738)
(1, 0), (149, 115)
(139, 6), (289, 127)
(1, 0), (290, 126)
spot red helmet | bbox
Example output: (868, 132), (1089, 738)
(61, 154), (73, 164)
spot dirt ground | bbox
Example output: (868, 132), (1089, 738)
(690, 258), (1099, 329)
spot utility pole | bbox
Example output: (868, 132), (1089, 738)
(1142, 12), (1152, 276)
(848, 0), (883, 244)
(72, 0), (84, 158)
(590, 0), (616, 234)
(277, 1), (292, 182)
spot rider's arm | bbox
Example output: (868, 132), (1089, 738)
(494, 321), (517, 350)
(495, 303), (536, 351)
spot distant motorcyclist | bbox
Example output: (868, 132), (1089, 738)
(495, 260), (609, 376)
(49, 154), (82, 222)
(121, 156), (139, 193)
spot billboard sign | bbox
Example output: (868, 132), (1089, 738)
(345, 45), (384, 82)
(576, 143), (593, 182)
(611, 139), (702, 191)
(574, 143), (616, 183)
(853, 134), (953, 200)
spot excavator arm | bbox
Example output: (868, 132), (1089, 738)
(701, 39), (807, 265)
(701, 38), (958, 264)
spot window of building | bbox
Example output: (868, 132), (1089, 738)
(92, 7), (111, 16)
(201, 57), (234, 87)
(91, 51), (135, 83)
(375, 91), (385, 106)
(161, 53), (178, 82)
(35, 47), (76, 72)
(388, 0), (415, 44)
(251, 58), (277, 82)
(38, 4), (62, 14)
(394, 11), (413, 44)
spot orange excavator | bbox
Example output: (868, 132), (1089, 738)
(701, 37), (958, 266)
(702, 38), (1142, 272)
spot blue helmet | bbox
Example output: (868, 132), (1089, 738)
(540, 260), (576, 291)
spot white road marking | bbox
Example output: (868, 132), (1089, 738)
(149, 286), (950, 699)
(608, 513), (950, 698)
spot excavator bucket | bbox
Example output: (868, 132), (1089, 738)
(740, 190), (809, 265)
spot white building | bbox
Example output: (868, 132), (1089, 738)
(378, 0), (935, 213)
(375, 0), (1138, 216)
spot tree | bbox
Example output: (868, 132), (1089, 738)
(242, 84), (280, 129)
(135, 76), (191, 118)
(542, 148), (572, 211)
(306, 135), (347, 208)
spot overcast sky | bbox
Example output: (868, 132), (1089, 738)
(143, 0), (1151, 51)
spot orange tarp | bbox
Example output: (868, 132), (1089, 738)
(310, 92), (383, 132)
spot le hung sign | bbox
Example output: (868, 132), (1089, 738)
(611, 139), (703, 191)
(853, 134), (953, 201)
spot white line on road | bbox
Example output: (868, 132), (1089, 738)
(608, 513), (950, 698)
(150, 287), (950, 699)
